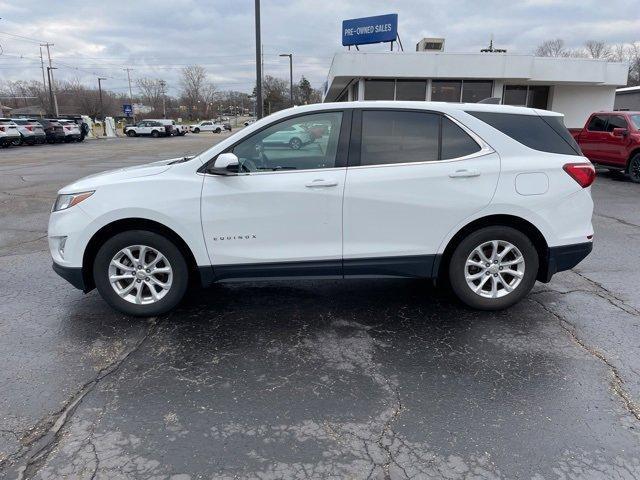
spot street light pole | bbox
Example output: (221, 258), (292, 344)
(46, 67), (57, 116)
(279, 53), (293, 106)
(97, 77), (106, 136)
(254, 0), (263, 119)
(159, 79), (167, 118)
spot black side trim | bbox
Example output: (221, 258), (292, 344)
(52, 262), (86, 291)
(343, 255), (437, 278)
(211, 255), (439, 282)
(198, 266), (215, 288)
(541, 242), (593, 283)
(213, 259), (342, 281)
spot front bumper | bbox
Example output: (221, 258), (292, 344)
(539, 241), (593, 283)
(52, 262), (86, 291)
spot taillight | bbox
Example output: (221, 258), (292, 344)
(64, 126), (71, 131)
(0, 126), (5, 132)
(26, 126), (33, 131)
(563, 162), (596, 188)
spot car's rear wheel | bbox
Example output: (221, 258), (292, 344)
(93, 230), (189, 316)
(151, 130), (160, 138)
(215, 128), (221, 133)
(11, 137), (22, 146)
(126, 130), (137, 137)
(628, 154), (640, 184)
(193, 128), (200, 134)
(448, 226), (538, 310)
(289, 137), (302, 150)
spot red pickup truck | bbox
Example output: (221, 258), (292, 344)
(569, 111), (640, 183)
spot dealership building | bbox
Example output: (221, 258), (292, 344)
(323, 50), (629, 128)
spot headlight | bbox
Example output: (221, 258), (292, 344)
(52, 191), (94, 212)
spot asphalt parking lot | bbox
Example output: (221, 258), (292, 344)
(1, 135), (639, 480)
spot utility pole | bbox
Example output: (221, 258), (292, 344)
(98, 77), (106, 136)
(279, 53), (293, 106)
(124, 67), (135, 121)
(39, 46), (47, 93)
(159, 79), (167, 118)
(41, 43), (59, 116)
(46, 67), (57, 116)
(254, 0), (263, 119)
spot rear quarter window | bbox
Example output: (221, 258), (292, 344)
(466, 111), (581, 156)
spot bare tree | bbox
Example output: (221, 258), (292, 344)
(584, 40), (612, 59)
(612, 42), (640, 86)
(180, 65), (208, 118)
(136, 77), (164, 113)
(535, 39), (568, 57)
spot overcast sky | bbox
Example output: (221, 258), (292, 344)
(0, 0), (638, 96)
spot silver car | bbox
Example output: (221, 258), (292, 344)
(0, 118), (22, 147)
(12, 118), (46, 145)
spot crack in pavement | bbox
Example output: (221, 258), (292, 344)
(528, 297), (640, 423)
(0, 317), (160, 480)
(595, 212), (640, 230)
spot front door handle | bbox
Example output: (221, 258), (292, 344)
(449, 169), (481, 178)
(305, 179), (338, 188)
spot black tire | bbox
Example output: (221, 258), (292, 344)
(11, 137), (23, 146)
(289, 137), (302, 150)
(151, 130), (160, 138)
(126, 130), (137, 137)
(215, 128), (221, 134)
(93, 230), (189, 316)
(448, 226), (539, 310)
(193, 128), (200, 134)
(628, 154), (640, 184)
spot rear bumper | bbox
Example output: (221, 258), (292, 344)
(52, 262), (87, 291)
(539, 241), (593, 283)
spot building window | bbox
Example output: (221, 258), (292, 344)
(503, 85), (550, 109)
(364, 80), (395, 100)
(395, 80), (427, 101)
(432, 80), (462, 102)
(461, 81), (493, 103)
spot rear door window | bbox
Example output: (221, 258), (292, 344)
(466, 111), (581, 156)
(441, 117), (481, 159)
(360, 111), (439, 165)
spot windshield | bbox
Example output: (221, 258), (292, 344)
(630, 114), (640, 129)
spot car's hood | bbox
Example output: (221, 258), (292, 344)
(59, 158), (178, 193)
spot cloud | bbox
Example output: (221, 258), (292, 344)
(0, 0), (638, 95)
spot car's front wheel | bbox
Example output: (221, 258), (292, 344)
(448, 226), (538, 310)
(289, 137), (302, 150)
(93, 230), (189, 316)
(628, 153), (640, 184)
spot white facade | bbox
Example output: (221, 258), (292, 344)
(323, 52), (628, 128)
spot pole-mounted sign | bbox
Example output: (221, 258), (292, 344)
(342, 14), (398, 47)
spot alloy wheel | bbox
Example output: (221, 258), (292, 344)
(630, 157), (640, 183)
(465, 240), (525, 298)
(108, 245), (173, 305)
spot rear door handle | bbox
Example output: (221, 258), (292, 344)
(305, 179), (338, 188)
(449, 169), (481, 178)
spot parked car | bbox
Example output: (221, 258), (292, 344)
(244, 119), (256, 127)
(188, 121), (224, 134)
(55, 119), (82, 142)
(49, 101), (594, 316)
(11, 118), (46, 145)
(223, 123), (232, 132)
(569, 111), (640, 183)
(38, 119), (66, 144)
(262, 124), (314, 150)
(0, 118), (25, 147)
(123, 120), (167, 138)
(143, 119), (180, 136)
(173, 123), (188, 136)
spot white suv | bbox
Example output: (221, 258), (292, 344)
(49, 102), (594, 316)
(189, 121), (224, 134)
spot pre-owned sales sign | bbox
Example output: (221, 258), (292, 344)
(342, 14), (398, 46)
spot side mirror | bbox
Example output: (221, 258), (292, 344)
(612, 127), (628, 137)
(209, 152), (240, 175)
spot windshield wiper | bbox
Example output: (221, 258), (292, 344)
(168, 155), (194, 165)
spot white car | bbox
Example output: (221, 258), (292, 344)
(123, 120), (167, 138)
(11, 118), (47, 145)
(56, 119), (82, 142)
(49, 101), (594, 316)
(189, 121), (224, 134)
(0, 118), (22, 147)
